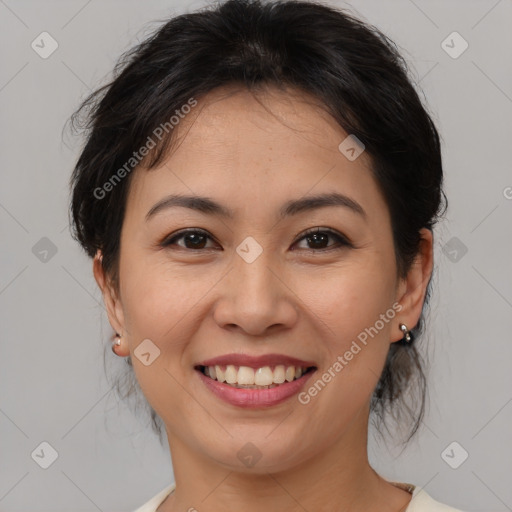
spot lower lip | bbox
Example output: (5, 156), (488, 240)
(196, 368), (316, 408)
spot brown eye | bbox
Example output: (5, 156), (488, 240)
(292, 228), (351, 252)
(161, 227), (351, 252)
(161, 229), (217, 250)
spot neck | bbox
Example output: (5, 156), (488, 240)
(158, 404), (411, 512)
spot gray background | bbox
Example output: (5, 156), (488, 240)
(1, 0), (511, 510)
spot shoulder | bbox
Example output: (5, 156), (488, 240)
(133, 483), (176, 512)
(133, 481), (467, 512)
(387, 480), (465, 512)
(407, 484), (466, 512)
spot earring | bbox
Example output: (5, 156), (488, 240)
(399, 323), (412, 343)
(112, 334), (122, 355)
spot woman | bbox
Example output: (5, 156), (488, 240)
(68, 0), (464, 510)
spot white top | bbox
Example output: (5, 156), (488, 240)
(133, 480), (465, 512)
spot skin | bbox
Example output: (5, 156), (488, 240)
(93, 84), (433, 512)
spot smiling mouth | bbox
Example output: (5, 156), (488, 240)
(195, 364), (317, 389)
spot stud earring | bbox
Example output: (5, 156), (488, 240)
(112, 334), (122, 355)
(399, 323), (412, 343)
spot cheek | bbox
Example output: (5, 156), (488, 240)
(293, 259), (397, 421)
(121, 259), (203, 421)
(119, 253), (220, 356)
(120, 254), (185, 330)
(300, 260), (396, 348)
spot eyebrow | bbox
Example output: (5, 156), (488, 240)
(145, 192), (367, 222)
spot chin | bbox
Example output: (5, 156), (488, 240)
(199, 434), (309, 474)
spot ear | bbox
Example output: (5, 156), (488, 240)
(93, 250), (126, 343)
(392, 228), (434, 342)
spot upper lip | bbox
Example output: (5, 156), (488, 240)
(196, 353), (317, 369)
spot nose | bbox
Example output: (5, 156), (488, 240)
(212, 249), (299, 336)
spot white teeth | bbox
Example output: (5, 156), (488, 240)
(215, 365), (225, 382)
(237, 366), (255, 385)
(254, 366), (274, 386)
(202, 364), (311, 386)
(285, 366), (295, 382)
(225, 364), (237, 384)
(273, 365), (286, 384)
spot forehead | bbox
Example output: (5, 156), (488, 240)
(126, 85), (387, 225)
(166, 84), (359, 162)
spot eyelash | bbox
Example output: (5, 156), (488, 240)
(160, 227), (352, 253)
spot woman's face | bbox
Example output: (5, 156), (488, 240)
(96, 85), (431, 473)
